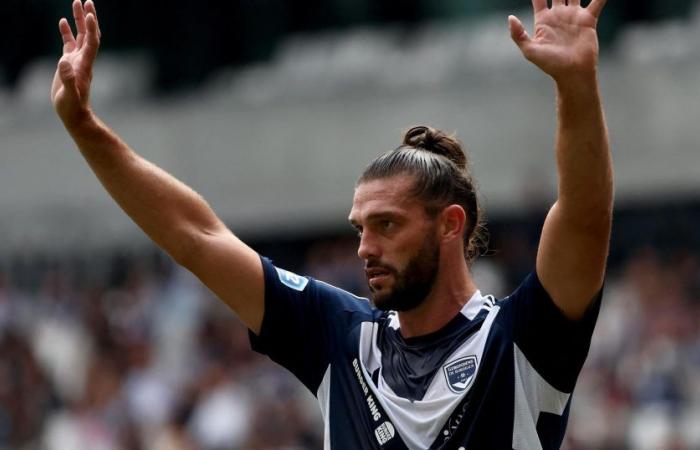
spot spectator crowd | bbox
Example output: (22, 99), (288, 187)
(0, 227), (699, 449)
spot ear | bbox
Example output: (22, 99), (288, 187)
(439, 204), (467, 243)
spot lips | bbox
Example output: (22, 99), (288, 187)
(366, 267), (389, 277)
(365, 266), (393, 284)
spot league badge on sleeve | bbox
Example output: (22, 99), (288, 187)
(275, 267), (309, 291)
(443, 356), (478, 394)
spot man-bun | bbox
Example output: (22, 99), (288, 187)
(403, 126), (467, 171)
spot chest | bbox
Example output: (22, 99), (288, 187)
(325, 306), (502, 449)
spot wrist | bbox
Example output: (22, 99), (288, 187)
(61, 107), (98, 134)
(553, 69), (599, 97)
(554, 70), (604, 123)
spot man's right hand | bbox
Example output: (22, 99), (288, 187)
(52, 0), (101, 126)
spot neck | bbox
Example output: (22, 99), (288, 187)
(397, 258), (477, 339)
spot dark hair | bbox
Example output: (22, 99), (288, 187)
(358, 125), (487, 263)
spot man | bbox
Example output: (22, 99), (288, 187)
(52, 0), (612, 448)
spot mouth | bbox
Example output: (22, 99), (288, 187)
(365, 267), (393, 285)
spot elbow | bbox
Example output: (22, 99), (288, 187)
(167, 229), (202, 269)
(169, 222), (229, 271)
(167, 225), (218, 270)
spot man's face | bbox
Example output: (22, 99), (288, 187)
(349, 176), (441, 312)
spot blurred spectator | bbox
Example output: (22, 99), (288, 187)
(0, 217), (698, 448)
(0, 330), (57, 449)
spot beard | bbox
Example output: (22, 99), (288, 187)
(368, 233), (440, 312)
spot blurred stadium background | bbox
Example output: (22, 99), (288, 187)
(1, 0), (700, 448)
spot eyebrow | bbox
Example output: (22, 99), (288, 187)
(348, 211), (403, 227)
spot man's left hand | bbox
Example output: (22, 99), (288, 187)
(508, 0), (607, 81)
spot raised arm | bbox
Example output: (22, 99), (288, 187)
(509, 0), (613, 320)
(52, 0), (264, 333)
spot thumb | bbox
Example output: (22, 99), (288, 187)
(508, 15), (530, 50)
(58, 58), (80, 103)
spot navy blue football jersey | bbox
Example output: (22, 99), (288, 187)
(249, 256), (601, 449)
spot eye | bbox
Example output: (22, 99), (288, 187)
(380, 220), (394, 231)
(353, 225), (363, 238)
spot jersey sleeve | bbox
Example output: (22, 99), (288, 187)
(501, 271), (602, 393)
(249, 256), (369, 394)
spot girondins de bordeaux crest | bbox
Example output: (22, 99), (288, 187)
(443, 356), (478, 394)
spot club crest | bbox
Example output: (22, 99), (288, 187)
(443, 356), (478, 394)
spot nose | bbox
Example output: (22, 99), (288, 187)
(357, 231), (381, 261)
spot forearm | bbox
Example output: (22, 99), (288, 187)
(554, 73), (613, 228)
(65, 113), (225, 263)
(512, 0), (612, 318)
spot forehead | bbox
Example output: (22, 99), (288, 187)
(349, 176), (422, 222)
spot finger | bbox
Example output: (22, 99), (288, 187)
(59, 18), (76, 53)
(508, 15), (531, 49)
(553, 0), (565, 6)
(73, 0), (86, 48)
(587, 0), (608, 18)
(83, 13), (101, 62)
(569, 0), (581, 6)
(84, 1), (101, 39)
(58, 58), (80, 102)
(532, 0), (547, 13)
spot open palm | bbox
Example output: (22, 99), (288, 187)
(509, 0), (607, 80)
(51, 0), (101, 122)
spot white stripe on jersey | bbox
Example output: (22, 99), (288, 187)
(512, 343), (570, 450)
(386, 290), (488, 330)
(317, 367), (332, 450)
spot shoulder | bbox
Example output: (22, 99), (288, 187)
(491, 270), (602, 392)
(495, 272), (544, 305)
(261, 256), (376, 318)
(495, 270), (602, 325)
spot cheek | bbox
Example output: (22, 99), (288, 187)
(385, 242), (418, 272)
(397, 228), (430, 252)
(398, 229), (437, 267)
